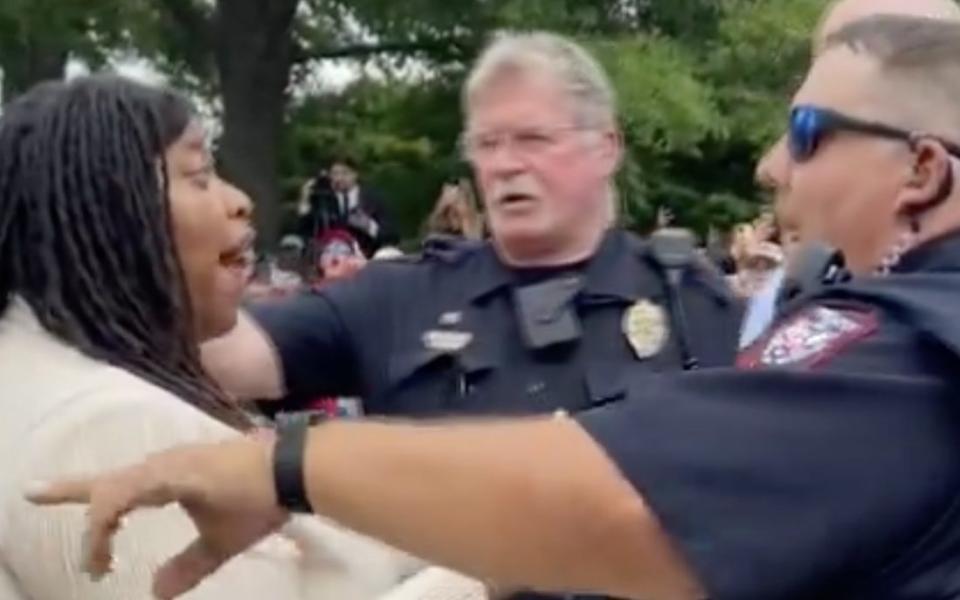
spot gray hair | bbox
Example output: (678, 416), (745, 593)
(463, 31), (618, 129)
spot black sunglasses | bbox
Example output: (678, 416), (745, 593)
(788, 104), (960, 162)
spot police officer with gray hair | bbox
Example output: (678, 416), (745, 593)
(202, 34), (739, 425)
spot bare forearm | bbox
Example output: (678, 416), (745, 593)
(303, 418), (702, 599)
(201, 310), (284, 401)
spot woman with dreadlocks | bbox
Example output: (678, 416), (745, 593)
(0, 76), (425, 599)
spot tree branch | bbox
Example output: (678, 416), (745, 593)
(153, 0), (215, 80)
(294, 37), (476, 64)
(156, 0), (213, 48)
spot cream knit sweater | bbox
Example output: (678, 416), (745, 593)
(0, 298), (486, 600)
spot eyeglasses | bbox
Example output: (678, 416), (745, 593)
(458, 125), (593, 162)
(788, 104), (960, 162)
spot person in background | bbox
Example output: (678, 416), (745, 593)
(243, 235), (305, 301)
(270, 235), (307, 292)
(704, 227), (737, 275)
(728, 215), (779, 291)
(423, 180), (484, 240)
(736, 241), (786, 347)
(295, 158), (397, 259)
(328, 156), (398, 257)
(310, 228), (367, 284)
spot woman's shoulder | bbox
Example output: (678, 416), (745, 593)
(26, 364), (231, 445)
(0, 300), (230, 441)
(35, 373), (234, 458)
(1, 366), (237, 502)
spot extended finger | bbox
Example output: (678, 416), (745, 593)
(24, 478), (94, 505)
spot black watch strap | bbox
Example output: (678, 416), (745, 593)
(273, 411), (325, 513)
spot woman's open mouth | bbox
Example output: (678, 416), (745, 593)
(219, 230), (256, 272)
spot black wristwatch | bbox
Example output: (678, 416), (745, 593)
(272, 411), (326, 513)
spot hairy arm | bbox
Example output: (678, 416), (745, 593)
(302, 417), (703, 600)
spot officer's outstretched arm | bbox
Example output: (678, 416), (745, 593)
(29, 417), (704, 600)
(201, 310), (285, 401)
(299, 417), (704, 600)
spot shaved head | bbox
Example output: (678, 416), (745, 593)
(820, 15), (960, 134)
(816, 0), (960, 53)
(768, 14), (960, 272)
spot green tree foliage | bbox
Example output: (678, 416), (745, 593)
(0, 0), (833, 244)
(0, 0), (137, 96)
(281, 0), (830, 241)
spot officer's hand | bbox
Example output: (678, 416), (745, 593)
(26, 434), (289, 599)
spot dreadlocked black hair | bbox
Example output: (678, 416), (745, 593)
(0, 75), (250, 430)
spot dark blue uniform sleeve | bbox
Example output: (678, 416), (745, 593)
(578, 368), (960, 599)
(248, 292), (361, 400)
(248, 266), (396, 400)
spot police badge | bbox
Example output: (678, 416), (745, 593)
(622, 300), (669, 359)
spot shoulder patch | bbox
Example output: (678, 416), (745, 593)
(737, 305), (878, 370)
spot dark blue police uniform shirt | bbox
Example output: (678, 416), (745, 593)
(579, 233), (960, 599)
(251, 228), (741, 420)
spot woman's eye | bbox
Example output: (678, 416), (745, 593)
(188, 166), (215, 190)
(191, 175), (211, 190)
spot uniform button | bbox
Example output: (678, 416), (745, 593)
(526, 381), (546, 395)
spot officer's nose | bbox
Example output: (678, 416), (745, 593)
(485, 138), (528, 176)
(755, 135), (790, 193)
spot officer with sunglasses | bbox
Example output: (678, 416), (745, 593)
(27, 14), (960, 600)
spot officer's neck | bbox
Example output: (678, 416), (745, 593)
(494, 227), (607, 268)
(860, 193), (960, 275)
(910, 199), (960, 260)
